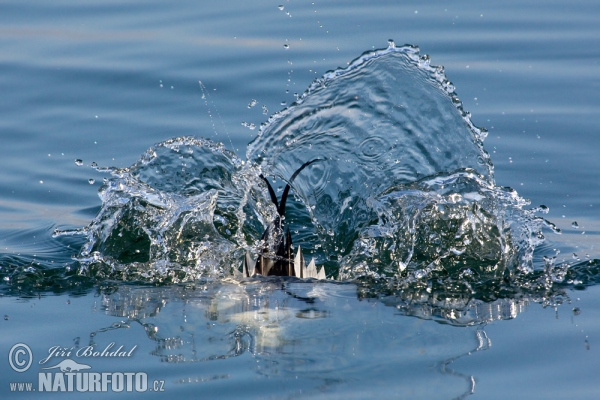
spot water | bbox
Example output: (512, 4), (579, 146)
(1, 1), (599, 398)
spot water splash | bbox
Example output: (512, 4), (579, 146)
(41, 43), (590, 299)
(246, 43), (551, 282)
(60, 137), (278, 282)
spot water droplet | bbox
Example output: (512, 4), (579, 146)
(4, 315), (8, 320)
(281, 101), (287, 106)
(283, 44), (289, 49)
(75, 159), (83, 166)
(247, 99), (257, 108)
(571, 221), (579, 229)
(262, 105), (268, 115)
(414, 269), (427, 279)
(278, 5), (284, 10)
(88, 179), (95, 185)
(573, 307), (581, 315)
(241, 122), (256, 130)
(387, 39), (395, 48)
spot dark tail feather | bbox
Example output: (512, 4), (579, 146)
(278, 158), (321, 217)
(259, 174), (279, 210)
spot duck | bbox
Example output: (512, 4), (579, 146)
(243, 159), (326, 279)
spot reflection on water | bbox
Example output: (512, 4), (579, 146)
(94, 280), (504, 397)
(0, 270), (592, 398)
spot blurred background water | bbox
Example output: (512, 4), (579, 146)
(1, 1), (599, 398)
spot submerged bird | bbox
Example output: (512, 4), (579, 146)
(243, 160), (326, 279)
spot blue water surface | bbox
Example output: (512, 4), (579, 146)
(1, 1), (599, 399)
